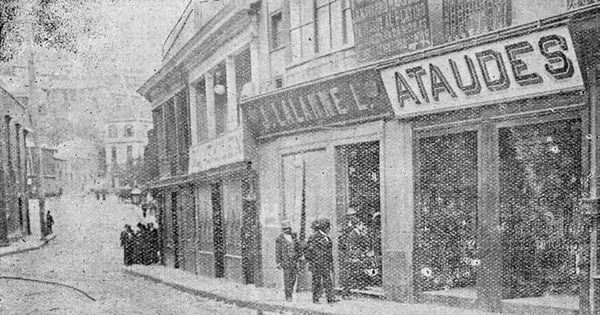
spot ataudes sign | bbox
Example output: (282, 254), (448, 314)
(381, 26), (585, 117)
(242, 69), (392, 137)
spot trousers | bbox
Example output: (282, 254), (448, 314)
(311, 269), (334, 302)
(282, 267), (297, 300)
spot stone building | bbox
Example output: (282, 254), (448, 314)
(0, 85), (31, 245)
(139, 1), (600, 313)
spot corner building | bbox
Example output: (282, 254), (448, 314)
(141, 0), (600, 314)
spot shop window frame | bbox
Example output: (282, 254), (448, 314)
(411, 101), (587, 309)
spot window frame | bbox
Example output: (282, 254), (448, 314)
(270, 11), (285, 51)
(108, 125), (117, 138)
(288, 0), (355, 66)
(124, 124), (134, 138)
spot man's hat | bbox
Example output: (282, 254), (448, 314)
(281, 219), (291, 228)
(346, 207), (357, 216)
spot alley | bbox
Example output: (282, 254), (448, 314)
(0, 193), (257, 314)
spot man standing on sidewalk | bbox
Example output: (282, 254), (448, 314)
(275, 219), (302, 302)
(305, 218), (338, 304)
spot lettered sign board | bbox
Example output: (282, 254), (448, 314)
(380, 26), (584, 117)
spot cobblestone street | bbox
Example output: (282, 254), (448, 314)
(0, 194), (258, 314)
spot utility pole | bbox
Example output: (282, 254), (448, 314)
(26, 3), (46, 239)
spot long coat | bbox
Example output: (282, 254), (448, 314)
(305, 231), (333, 272)
(275, 232), (302, 269)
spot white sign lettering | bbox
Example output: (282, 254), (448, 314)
(188, 128), (245, 174)
(381, 26), (584, 117)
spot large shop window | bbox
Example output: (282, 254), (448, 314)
(415, 131), (478, 293)
(499, 119), (580, 299)
(336, 142), (382, 288)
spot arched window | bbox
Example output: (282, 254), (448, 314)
(124, 125), (134, 137)
(108, 125), (117, 138)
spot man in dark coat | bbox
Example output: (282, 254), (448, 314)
(275, 219), (302, 301)
(46, 211), (54, 234)
(120, 225), (134, 265)
(305, 218), (338, 304)
(147, 223), (159, 264)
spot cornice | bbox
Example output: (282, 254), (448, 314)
(139, 1), (254, 104)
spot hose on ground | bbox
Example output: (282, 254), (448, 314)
(0, 276), (96, 301)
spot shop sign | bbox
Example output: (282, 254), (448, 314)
(567, 0), (600, 9)
(188, 127), (246, 174)
(242, 69), (392, 137)
(351, 0), (431, 62)
(380, 26), (584, 117)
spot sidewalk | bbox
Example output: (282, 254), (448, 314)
(0, 234), (57, 258)
(125, 265), (498, 315)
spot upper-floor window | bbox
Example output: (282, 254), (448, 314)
(111, 146), (117, 164)
(124, 125), (134, 137)
(290, 0), (354, 63)
(108, 125), (117, 138)
(126, 145), (133, 163)
(442, 0), (510, 43)
(271, 12), (285, 50)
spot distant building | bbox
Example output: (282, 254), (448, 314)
(103, 91), (152, 188)
(26, 144), (67, 198)
(54, 138), (102, 195)
(0, 85), (31, 245)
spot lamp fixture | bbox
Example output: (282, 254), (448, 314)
(214, 84), (226, 95)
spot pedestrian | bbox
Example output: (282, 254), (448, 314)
(147, 223), (159, 264)
(275, 219), (302, 302)
(46, 211), (54, 234)
(133, 223), (144, 265)
(120, 225), (134, 266)
(305, 218), (338, 304)
(339, 207), (365, 299)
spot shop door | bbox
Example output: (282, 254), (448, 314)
(241, 168), (258, 284)
(171, 192), (180, 269)
(415, 130), (479, 295)
(498, 119), (581, 300)
(336, 141), (382, 290)
(211, 182), (225, 278)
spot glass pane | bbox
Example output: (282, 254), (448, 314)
(416, 131), (478, 293)
(290, 0), (300, 27)
(301, 0), (315, 22)
(344, 9), (354, 44)
(302, 24), (315, 59)
(499, 119), (581, 299)
(291, 28), (302, 61)
(317, 6), (331, 53)
(330, 0), (343, 49)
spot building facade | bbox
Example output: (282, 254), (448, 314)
(0, 86), (31, 245)
(104, 116), (153, 188)
(140, 0), (600, 314)
(26, 145), (67, 198)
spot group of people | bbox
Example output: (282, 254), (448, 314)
(120, 222), (159, 266)
(276, 210), (368, 304)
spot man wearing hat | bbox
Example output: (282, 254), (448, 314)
(338, 207), (365, 298)
(305, 218), (338, 304)
(275, 219), (302, 301)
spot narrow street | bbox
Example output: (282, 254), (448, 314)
(0, 193), (257, 314)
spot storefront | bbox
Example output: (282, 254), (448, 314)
(379, 22), (588, 312)
(242, 68), (393, 291)
(151, 125), (259, 284)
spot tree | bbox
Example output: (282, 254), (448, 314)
(0, 0), (98, 62)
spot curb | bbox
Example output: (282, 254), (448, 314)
(0, 234), (57, 258)
(124, 269), (337, 315)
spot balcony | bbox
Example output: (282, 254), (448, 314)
(188, 126), (255, 174)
